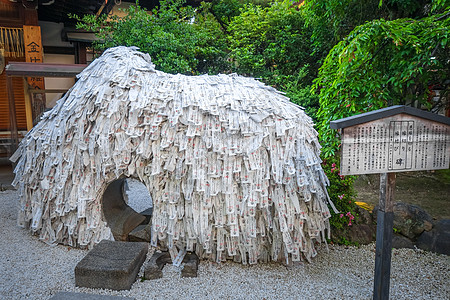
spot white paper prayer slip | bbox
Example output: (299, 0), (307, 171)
(12, 46), (336, 263)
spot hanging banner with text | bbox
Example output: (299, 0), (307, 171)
(340, 113), (450, 175)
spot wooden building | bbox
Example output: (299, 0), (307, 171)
(0, 0), (115, 157)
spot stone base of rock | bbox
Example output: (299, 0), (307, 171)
(140, 207), (153, 225)
(144, 251), (199, 279)
(75, 240), (148, 290)
(416, 219), (450, 255)
(128, 223), (152, 242)
(181, 253), (200, 278)
(332, 202), (448, 255)
(50, 292), (135, 300)
(392, 233), (415, 249)
(370, 202), (449, 255)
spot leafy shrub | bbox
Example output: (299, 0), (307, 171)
(210, 0), (272, 26)
(315, 8), (450, 157)
(322, 156), (358, 233)
(72, 0), (228, 75)
(227, 0), (321, 117)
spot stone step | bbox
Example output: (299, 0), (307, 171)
(75, 240), (148, 290)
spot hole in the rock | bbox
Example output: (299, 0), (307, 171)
(123, 178), (153, 214)
(102, 178), (153, 242)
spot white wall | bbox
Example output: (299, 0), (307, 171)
(43, 54), (76, 108)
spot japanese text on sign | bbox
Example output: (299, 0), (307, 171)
(23, 25), (45, 90)
(340, 114), (450, 175)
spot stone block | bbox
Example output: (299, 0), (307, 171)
(143, 251), (199, 279)
(139, 207), (153, 225)
(75, 240), (148, 290)
(181, 253), (200, 278)
(392, 202), (433, 239)
(143, 251), (171, 280)
(392, 233), (414, 249)
(128, 223), (152, 242)
(417, 219), (450, 255)
(50, 292), (135, 300)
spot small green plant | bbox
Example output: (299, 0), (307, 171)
(322, 156), (358, 232)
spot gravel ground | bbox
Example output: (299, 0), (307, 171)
(1, 189), (449, 300)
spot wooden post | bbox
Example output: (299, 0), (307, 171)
(373, 172), (396, 300)
(23, 25), (45, 89)
(6, 75), (18, 154)
(23, 25), (46, 126)
(23, 78), (34, 131)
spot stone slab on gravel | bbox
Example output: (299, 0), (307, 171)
(75, 240), (148, 290)
(392, 234), (415, 249)
(50, 292), (135, 300)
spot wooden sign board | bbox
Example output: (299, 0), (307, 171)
(330, 105), (450, 300)
(23, 25), (45, 90)
(340, 114), (450, 175)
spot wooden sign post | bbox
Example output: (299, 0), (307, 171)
(23, 25), (45, 128)
(330, 105), (450, 300)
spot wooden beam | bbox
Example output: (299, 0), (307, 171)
(6, 62), (87, 78)
(78, 42), (88, 65)
(22, 0), (39, 26)
(23, 78), (33, 131)
(43, 46), (76, 55)
(29, 89), (69, 94)
(6, 75), (18, 154)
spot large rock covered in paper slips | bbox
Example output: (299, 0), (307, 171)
(11, 46), (337, 264)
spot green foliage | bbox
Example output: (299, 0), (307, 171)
(211, 0), (245, 25)
(315, 8), (450, 157)
(227, 1), (321, 117)
(322, 156), (358, 232)
(431, 0), (450, 13)
(72, 0), (228, 75)
(334, 236), (359, 246)
(286, 84), (320, 121)
(302, 0), (434, 59)
(228, 1), (315, 80)
(210, 0), (271, 26)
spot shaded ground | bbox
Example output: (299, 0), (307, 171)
(0, 159), (14, 191)
(354, 169), (450, 220)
